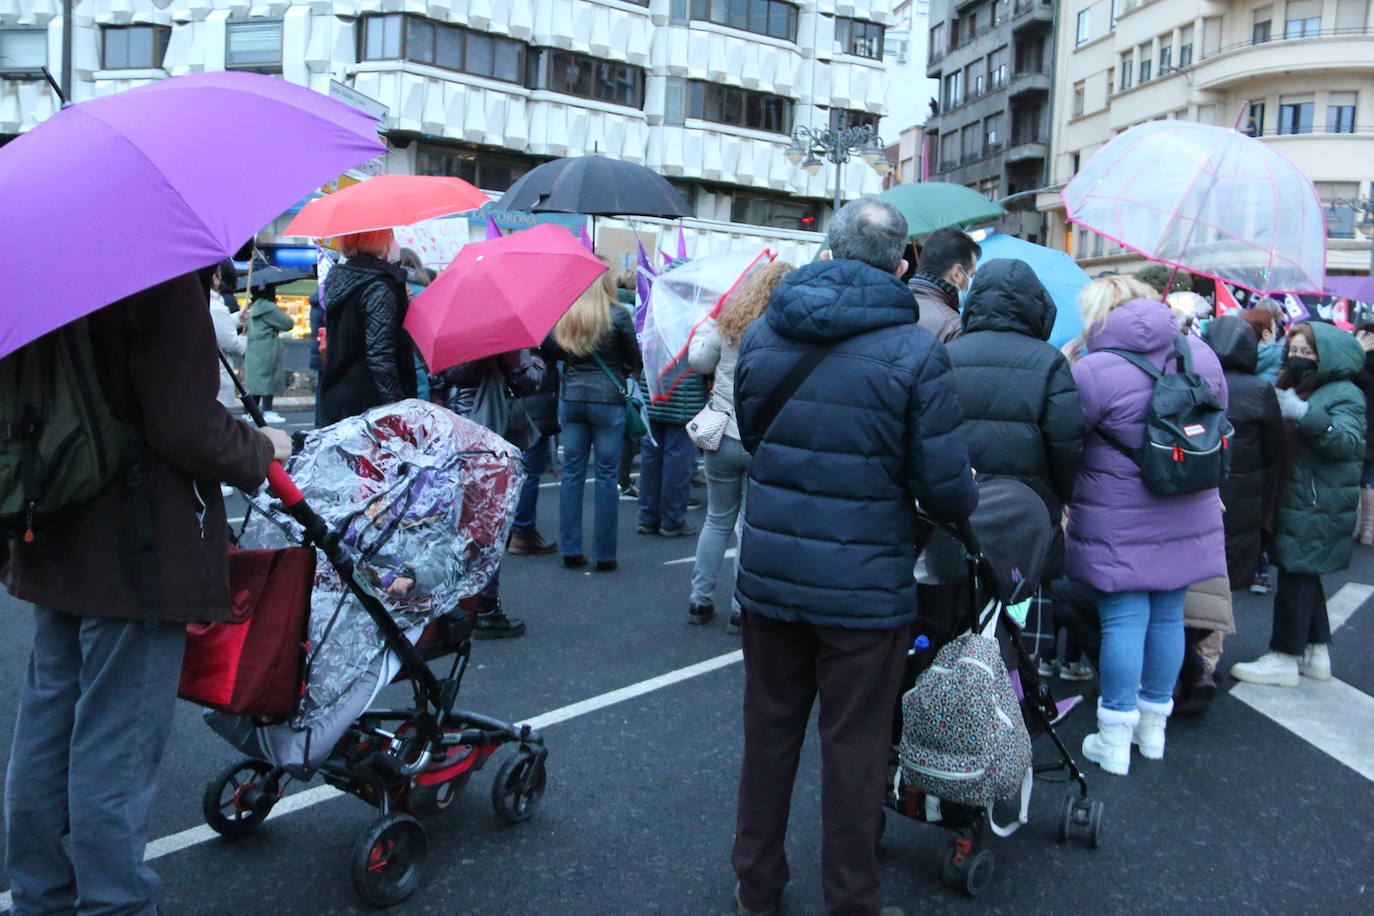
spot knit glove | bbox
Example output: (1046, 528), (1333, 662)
(1276, 387), (1310, 421)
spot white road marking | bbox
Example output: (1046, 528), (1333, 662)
(665, 547), (735, 566)
(1231, 581), (1374, 783)
(0, 648), (745, 906)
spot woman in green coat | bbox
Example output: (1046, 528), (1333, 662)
(1232, 321), (1366, 688)
(242, 286), (295, 422)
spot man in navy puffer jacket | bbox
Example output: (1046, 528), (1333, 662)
(730, 197), (977, 916)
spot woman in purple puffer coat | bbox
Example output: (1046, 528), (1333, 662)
(1066, 278), (1227, 777)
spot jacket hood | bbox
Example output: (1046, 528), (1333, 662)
(1308, 320), (1365, 383)
(767, 259), (918, 343)
(961, 259), (1056, 340)
(322, 255), (405, 312)
(1202, 313), (1258, 373)
(1087, 297), (1178, 355)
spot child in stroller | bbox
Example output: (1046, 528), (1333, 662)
(193, 400), (548, 907)
(886, 477), (1104, 897)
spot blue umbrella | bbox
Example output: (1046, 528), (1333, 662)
(977, 233), (1088, 347)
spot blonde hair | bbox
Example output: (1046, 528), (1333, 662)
(1077, 276), (1160, 347)
(338, 228), (395, 259)
(717, 260), (794, 344)
(553, 256), (618, 356)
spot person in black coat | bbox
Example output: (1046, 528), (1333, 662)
(731, 197), (977, 916)
(1202, 314), (1285, 590)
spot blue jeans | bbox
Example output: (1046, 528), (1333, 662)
(690, 436), (750, 609)
(1096, 588), (1187, 711)
(638, 421), (695, 532)
(558, 400), (624, 562)
(513, 433), (552, 533)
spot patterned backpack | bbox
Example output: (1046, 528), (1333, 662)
(898, 633), (1032, 809)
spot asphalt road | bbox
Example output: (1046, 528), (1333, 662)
(1, 408), (1372, 914)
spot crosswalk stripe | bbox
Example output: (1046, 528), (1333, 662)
(665, 547), (735, 566)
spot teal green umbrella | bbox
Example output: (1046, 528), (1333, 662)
(878, 182), (1005, 239)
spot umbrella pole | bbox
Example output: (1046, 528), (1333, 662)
(1163, 264), (1180, 300)
(218, 349), (267, 429)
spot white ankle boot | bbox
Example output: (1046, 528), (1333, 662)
(1132, 697), (1172, 760)
(1231, 651), (1300, 687)
(1299, 643), (1331, 680)
(1082, 703), (1139, 776)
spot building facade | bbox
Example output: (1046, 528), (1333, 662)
(1042, 0), (1374, 279)
(882, 0), (938, 132)
(924, 0), (1056, 241)
(0, 0), (901, 260)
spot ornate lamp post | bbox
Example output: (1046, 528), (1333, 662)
(783, 123), (892, 218)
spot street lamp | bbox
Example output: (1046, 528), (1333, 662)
(782, 123), (892, 217)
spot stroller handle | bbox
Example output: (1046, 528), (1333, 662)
(266, 462), (305, 508)
(955, 517), (982, 559)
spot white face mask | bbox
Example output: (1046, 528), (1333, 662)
(957, 267), (974, 307)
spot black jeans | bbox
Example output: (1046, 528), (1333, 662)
(1270, 569), (1330, 655)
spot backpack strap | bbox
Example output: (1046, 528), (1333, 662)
(753, 342), (838, 443)
(1091, 344), (1179, 462)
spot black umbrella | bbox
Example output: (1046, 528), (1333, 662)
(236, 265), (311, 293)
(499, 155), (692, 218)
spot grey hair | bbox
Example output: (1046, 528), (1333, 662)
(1253, 296), (1284, 318)
(826, 196), (909, 272)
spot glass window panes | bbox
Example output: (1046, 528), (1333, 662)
(983, 113), (1001, 148)
(961, 123), (980, 161)
(687, 81), (793, 133)
(1247, 100), (1266, 134)
(1253, 4), (1273, 43)
(360, 15), (525, 85)
(1076, 10), (1090, 45)
(364, 15), (402, 60)
(829, 108), (879, 132)
(731, 192), (814, 230)
(0, 28), (46, 71)
(989, 45), (1008, 86)
(1119, 52), (1132, 89)
(693, 0), (798, 42)
(102, 26), (169, 70)
(1335, 0), (1369, 31)
(465, 32), (493, 77)
(435, 25), (463, 69)
(1318, 181), (1360, 238)
(406, 18), (435, 64)
(1278, 97), (1314, 133)
(226, 21), (282, 68)
(1327, 92), (1356, 132)
(836, 17), (884, 59)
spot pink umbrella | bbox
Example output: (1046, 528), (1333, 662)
(405, 223), (608, 373)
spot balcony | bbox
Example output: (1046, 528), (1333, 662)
(1006, 136), (1048, 163)
(1011, 0), (1053, 32)
(1194, 27), (1374, 91)
(1008, 69), (1051, 98)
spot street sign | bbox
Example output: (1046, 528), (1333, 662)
(328, 79), (389, 130)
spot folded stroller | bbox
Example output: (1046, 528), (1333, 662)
(182, 401), (547, 907)
(886, 478), (1103, 897)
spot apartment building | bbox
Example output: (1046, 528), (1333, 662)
(0, 1), (899, 258)
(925, 0), (1057, 241)
(1043, 0), (1373, 278)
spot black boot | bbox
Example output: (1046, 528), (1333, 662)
(473, 597), (526, 639)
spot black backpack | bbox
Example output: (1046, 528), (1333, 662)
(1097, 338), (1232, 497)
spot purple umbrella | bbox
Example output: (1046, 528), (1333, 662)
(1326, 276), (1374, 303)
(0, 71), (383, 358)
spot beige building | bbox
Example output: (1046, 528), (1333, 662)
(1039, 0), (1374, 280)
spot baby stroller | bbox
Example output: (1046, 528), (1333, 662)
(885, 478), (1103, 897)
(181, 400), (547, 907)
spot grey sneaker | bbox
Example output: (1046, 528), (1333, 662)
(735, 885), (776, 916)
(1059, 661), (1095, 682)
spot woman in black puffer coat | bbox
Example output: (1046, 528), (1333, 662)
(1202, 315), (1285, 590)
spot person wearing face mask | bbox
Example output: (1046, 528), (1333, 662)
(1232, 322), (1366, 687)
(908, 227), (980, 344)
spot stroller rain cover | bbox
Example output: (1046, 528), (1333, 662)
(213, 399), (523, 772)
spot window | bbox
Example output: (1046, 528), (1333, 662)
(1284, 0), (1321, 37)
(0, 27), (48, 74)
(943, 71), (963, 108)
(226, 20), (282, 71)
(1278, 96), (1314, 134)
(929, 23), (945, 58)
(979, 177), (999, 199)
(1013, 101), (1043, 143)
(1335, 0), (1369, 32)
(962, 123), (981, 161)
(1014, 39), (1043, 73)
(1110, 0), (1120, 29)
(1072, 80), (1085, 117)
(1253, 5), (1273, 42)
(829, 107), (879, 132)
(940, 131), (961, 170)
(1248, 100), (1266, 135)
(101, 25), (169, 70)
(690, 0), (798, 42)
(529, 49), (646, 107)
(361, 15), (525, 84)
(1179, 24), (1194, 66)
(416, 145), (538, 192)
(967, 61), (984, 98)
(731, 191), (816, 230)
(992, 0), (1010, 25)
(664, 77), (687, 125)
(1327, 91), (1357, 133)
(687, 81), (793, 133)
(1075, 9), (1091, 45)
(1106, 67), (1115, 95)
(1137, 44), (1152, 82)
(1119, 51), (1133, 89)
(835, 17), (884, 59)
(1318, 181), (1360, 238)
(983, 113), (1002, 150)
(1158, 43), (1171, 72)
(989, 45), (1008, 87)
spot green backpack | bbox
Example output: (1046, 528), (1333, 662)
(0, 319), (130, 542)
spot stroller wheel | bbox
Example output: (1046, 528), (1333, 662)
(490, 751), (547, 824)
(1087, 800), (1105, 848)
(1057, 795), (1075, 843)
(963, 850), (995, 896)
(203, 759), (278, 838)
(350, 814), (427, 907)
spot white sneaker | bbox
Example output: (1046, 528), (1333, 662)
(261, 410), (287, 424)
(1037, 658), (1058, 678)
(1132, 698), (1172, 760)
(1299, 643), (1332, 681)
(1081, 703), (1138, 776)
(1059, 661), (1094, 682)
(1231, 651), (1300, 687)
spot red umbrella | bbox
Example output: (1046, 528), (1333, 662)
(282, 174), (488, 238)
(405, 223), (608, 373)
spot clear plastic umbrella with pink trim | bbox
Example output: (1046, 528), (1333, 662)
(1061, 120), (1326, 295)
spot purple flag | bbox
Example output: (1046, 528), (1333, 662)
(580, 223), (594, 252)
(661, 249), (673, 267)
(635, 238), (657, 333)
(1281, 293), (1310, 324)
(485, 216), (502, 240)
(676, 223), (688, 259)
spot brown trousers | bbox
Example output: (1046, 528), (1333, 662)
(732, 612), (909, 916)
